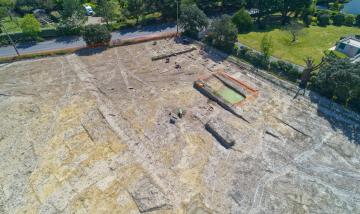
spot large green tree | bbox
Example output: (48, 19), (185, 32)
(124, 0), (145, 23)
(232, 8), (253, 33)
(252, 0), (278, 27)
(20, 14), (41, 38)
(207, 14), (238, 51)
(62, 0), (83, 18)
(96, 0), (121, 25)
(82, 24), (112, 46)
(0, 0), (15, 20)
(179, 4), (208, 37)
(277, 0), (312, 24)
(260, 34), (273, 62)
(312, 56), (360, 111)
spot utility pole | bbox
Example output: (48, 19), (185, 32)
(176, 0), (179, 35)
(0, 24), (20, 56)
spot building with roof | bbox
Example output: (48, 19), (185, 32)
(336, 36), (360, 58)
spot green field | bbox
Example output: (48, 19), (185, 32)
(237, 25), (360, 65)
(2, 16), (23, 33)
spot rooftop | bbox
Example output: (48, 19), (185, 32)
(340, 36), (360, 48)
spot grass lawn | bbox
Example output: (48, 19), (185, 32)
(2, 16), (23, 33)
(237, 25), (360, 66)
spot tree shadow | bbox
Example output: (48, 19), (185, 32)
(308, 91), (360, 144)
(54, 36), (83, 44)
(200, 45), (229, 63)
(16, 41), (37, 49)
(75, 46), (108, 56)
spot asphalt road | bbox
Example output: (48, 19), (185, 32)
(0, 23), (177, 57)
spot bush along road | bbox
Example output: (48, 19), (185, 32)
(0, 23), (177, 57)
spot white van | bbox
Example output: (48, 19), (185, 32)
(83, 4), (94, 16)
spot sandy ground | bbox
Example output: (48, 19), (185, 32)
(0, 39), (359, 214)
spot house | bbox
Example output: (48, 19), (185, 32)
(336, 36), (360, 58)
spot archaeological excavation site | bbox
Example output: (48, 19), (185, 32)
(0, 38), (359, 213)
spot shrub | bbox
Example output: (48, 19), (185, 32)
(20, 14), (41, 39)
(318, 14), (330, 26)
(235, 46), (267, 68)
(50, 11), (62, 22)
(82, 24), (111, 46)
(303, 15), (312, 27)
(270, 60), (301, 81)
(15, 5), (35, 15)
(345, 15), (355, 26)
(311, 16), (318, 25)
(332, 13), (345, 26)
(232, 8), (253, 33)
(356, 15), (360, 27)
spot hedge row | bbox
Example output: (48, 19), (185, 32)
(234, 46), (301, 82)
(0, 28), (58, 45)
(306, 11), (360, 27)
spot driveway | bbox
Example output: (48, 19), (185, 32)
(0, 23), (177, 57)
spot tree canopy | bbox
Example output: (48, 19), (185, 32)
(179, 4), (208, 38)
(232, 8), (253, 33)
(96, 0), (121, 25)
(207, 15), (238, 51)
(20, 14), (41, 38)
(82, 24), (112, 46)
(312, 56), (360, 112)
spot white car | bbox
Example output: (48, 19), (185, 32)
(83, 4), (94, 16)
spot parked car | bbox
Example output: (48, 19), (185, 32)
(83, 4), (94, 16)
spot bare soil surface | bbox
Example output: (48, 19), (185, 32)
(0, 39), (359, 213)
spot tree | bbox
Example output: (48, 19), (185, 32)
(285, 21), (304, 43)
(220, 0), (246, 10)
(312, 56), (360, 111)
(260, 34), (273, 63)
(303, 14), (312, 27)
(160, 0), (177, 19)
(232, 8), (253, 33)
(300, 56), (324, 88)
(345, 15), (355, 26)
(0, 0), (19, 55)
(277, 0), (312, 25)
(96, 0), (121, 25)
(62, 0), (83, 18)
(252, 0), (278, 28)
(318, 14), (330, 26)
(207, 15), (238, 51)
(59, 0), (86, 35)
(20, 14), (41, 39)
(356, 15), (360, 27)
(196, 0), (217, 12)
(332, 13), (345, 26)
(0, 0), (15, 20)
(179, 4), (208, 38)
(181, 0), (195, 6)
(82, 24), (112, 46)
(124, 0), (145, 24)
(37, 0), (56, 10)
(58, 13), (87, 35)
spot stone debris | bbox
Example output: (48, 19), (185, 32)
(129, 177), (171, 213)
